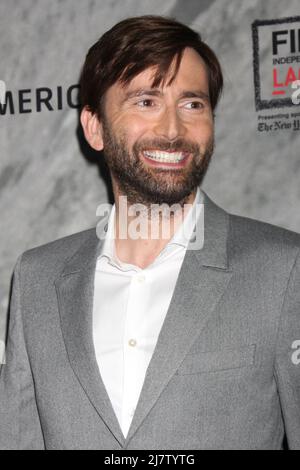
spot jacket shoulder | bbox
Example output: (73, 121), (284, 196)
(203, 190), (300, 252)
(228, 212), (300, 258)
(18, 227), (98, 277)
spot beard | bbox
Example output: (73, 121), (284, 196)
(101, 117), (214, 207)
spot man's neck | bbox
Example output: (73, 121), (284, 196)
(112, 188), (197, 269)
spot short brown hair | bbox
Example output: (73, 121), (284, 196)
(80, 15), (223, 118)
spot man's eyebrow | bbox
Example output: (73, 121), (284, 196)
(122, 88), (210, 103)
(122, 88), (162, 102)
(179, 91), (210, 102)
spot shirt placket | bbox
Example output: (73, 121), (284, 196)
(121, 270), (147, 436)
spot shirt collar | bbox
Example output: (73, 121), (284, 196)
(167, 186), (203, 248)
(98, 186), (204, 266)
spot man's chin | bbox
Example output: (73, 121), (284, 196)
(125, 184), (195, 207)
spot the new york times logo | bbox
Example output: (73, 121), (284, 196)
(252, 16), (300, 110)
(0, 83), (80, 115)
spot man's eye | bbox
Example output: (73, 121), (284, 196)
(184, 101), (204, 110)
(136, 99), (155, 107)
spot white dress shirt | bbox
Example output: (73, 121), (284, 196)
(92, 187), (204, 438)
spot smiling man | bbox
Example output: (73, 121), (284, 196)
(80, 42), (215, 267)
(0, 15), (300, 450)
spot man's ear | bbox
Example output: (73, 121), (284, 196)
(80, 106), (104, 151)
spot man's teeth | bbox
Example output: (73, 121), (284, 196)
(143, 150), (186, 163)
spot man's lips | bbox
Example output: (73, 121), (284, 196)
(140, 150), (190, 168)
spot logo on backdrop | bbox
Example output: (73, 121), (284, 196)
(0, 84), (80, 115)
(252, 16), (300, 132)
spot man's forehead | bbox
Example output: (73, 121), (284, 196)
(116, 52), (209, 95)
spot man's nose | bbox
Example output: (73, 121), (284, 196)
(153, 106), (186, 141)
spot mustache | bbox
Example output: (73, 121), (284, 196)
(134, 138), (200, 154)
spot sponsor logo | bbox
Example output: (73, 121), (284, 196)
(252, 16), (300, 132)
(252, 16), (300, 110)
(0, 84), (80, 115)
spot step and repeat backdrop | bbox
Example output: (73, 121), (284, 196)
(1, 0), (300, 351)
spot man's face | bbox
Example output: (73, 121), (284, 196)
(99, 47), (214, 206)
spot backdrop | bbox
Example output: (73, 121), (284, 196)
(1, 0), (300, 357)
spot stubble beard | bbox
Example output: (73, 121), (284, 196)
(101, 117), (214, 208)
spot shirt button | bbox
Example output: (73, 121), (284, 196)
(128, 339), (137, 347)
(136, 274), (145, 283)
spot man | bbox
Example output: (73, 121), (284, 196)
(0, 15), (300, 450)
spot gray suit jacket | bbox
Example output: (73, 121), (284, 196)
(1, 191), (300, 450)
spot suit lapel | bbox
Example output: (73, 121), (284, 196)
(125, 191), (233, 445)
(54, 220), (126, 447)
